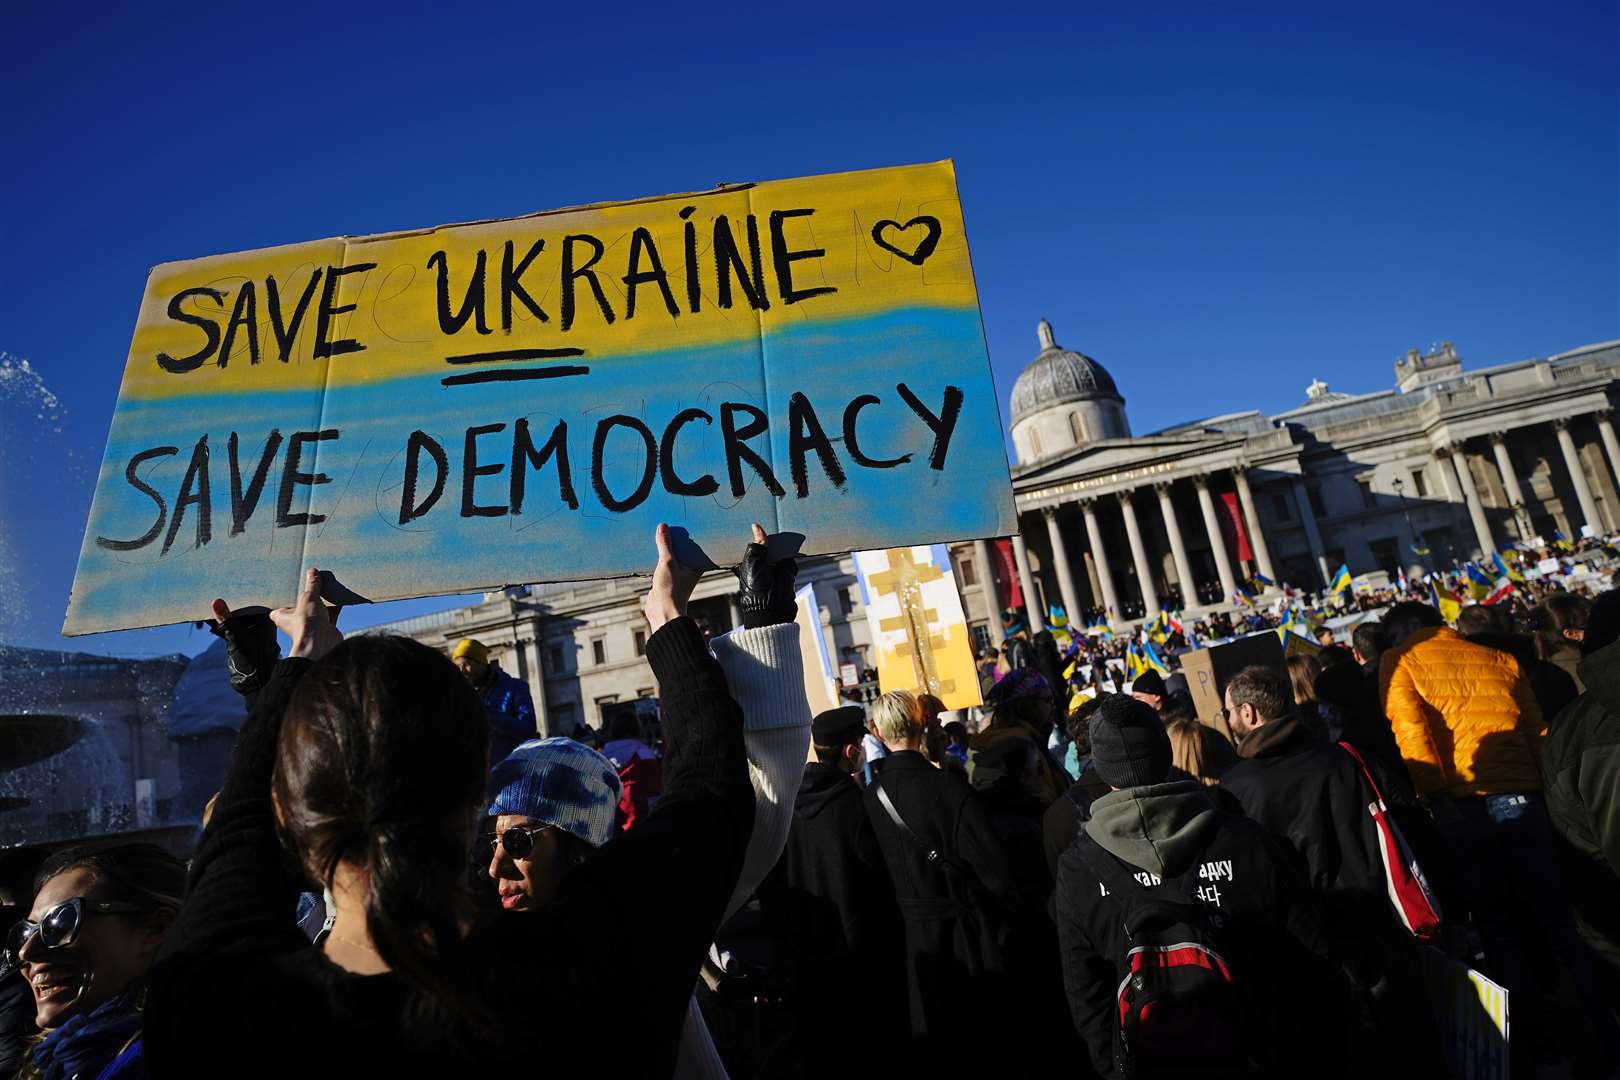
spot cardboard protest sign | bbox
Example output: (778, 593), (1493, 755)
(1421, 946), (1508, 1080)
(1181, 631), (1287, 741)
(854, 545), (981, 710)
(65, 161), (1015, 634)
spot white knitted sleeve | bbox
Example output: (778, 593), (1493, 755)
(707, 621), (812, 922)
(673, 621), (812, 1080)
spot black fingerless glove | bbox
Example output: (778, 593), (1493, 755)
(735, 541), (798, 629)
(208, 611), (281, 697)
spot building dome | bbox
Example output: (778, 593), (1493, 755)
(1009, 319), (1124, 426)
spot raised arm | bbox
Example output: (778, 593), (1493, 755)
(705, 525), (811, 920)
(546, 526), (755, 1078)
(147, 571), (342, 1066)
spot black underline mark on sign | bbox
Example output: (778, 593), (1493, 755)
(441, 347), (590, 387)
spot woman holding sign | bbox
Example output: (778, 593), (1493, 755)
(140, 524), (782, 1075)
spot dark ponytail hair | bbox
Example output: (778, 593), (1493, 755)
(273, 634), (490, 1037)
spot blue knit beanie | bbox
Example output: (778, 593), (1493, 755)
(487, 737), (623, 848)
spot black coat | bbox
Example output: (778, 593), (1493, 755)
(759, 761), (902, 1065)
(1544, 639), (1620, 1011)
(1222, 716), (1403, 977)
(863, 751), (1013, 1050)
(1054, 782), (1344, 1078)
(1042, 768), (1112, 879)
(0, 972), (33, 1080)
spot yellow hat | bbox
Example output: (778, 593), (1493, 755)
(452, 639), (489, 665)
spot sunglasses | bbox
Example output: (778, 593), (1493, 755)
(1, 897), (146, 978)
(472, 824), (559, 865)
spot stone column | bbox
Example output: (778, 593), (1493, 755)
(1042, 507), (1084, 629)
(1080, 498), (1121, 621)
(972, 539), (1006, 646)
(1232, 467), (1277, 583)
(1118, 490), (1160, 619)
(1194, 475), (1240, 602)
(1554, 418), (1602, 535)
(1446, 444), (1496, 556)
(1489, 433), (1532, 540)
(1154, 482), (1198, 608)
(1597, 410), (1620, 496)
(1010, 531), (1046, 632)
(1291, 478), (1331, 588)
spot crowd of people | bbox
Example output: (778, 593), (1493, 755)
(4, 523), (1620, 1078)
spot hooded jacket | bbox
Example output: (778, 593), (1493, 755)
(1381, 626), (1545, 798)
(1054, 781), (1341, 1077)
(1543, 637), (1620, 1007)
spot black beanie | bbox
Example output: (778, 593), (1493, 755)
(1130, 669), (1166, 697)
(1089, 695), (1173, 788)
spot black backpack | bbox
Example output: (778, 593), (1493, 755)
(1075, 832), (1249, 1077)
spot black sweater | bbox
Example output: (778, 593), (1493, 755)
(144, 617), (753, 1077)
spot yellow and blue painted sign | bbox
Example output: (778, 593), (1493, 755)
(65, 161), (1016, 634)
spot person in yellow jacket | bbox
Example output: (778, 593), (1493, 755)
(1381, 600), (1620, 1067)
(1381, 603), (1544, 797)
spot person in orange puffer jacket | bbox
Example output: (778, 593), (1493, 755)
(1381, 600), (1620, 1068)
(1380, 603), (1545, 797)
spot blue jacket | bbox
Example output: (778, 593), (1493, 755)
(484, 667), (538, 766)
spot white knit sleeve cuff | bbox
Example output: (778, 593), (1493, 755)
(709, 623), (811, 732)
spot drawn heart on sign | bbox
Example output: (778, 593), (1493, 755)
(871, 216), (942, 266)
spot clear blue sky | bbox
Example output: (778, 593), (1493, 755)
(2, 2), (1614, 658)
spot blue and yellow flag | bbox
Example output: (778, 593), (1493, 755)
(1430, 580), (1462, 624)
(1141, 641), (1171, 676)
(1330, 564), (1352, 595)
(1464, 562), (1493, 601)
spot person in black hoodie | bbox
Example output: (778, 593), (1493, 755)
(142, 524), (756, 1077)
(1055, 695), (1344, 1078)
(759, 705), (902, 1074)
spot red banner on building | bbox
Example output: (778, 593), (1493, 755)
(994, 538), (1022, 609)
(1219, 491), (1254, 564)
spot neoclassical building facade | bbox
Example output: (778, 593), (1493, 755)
(373, 324), (1620, 734)
(1002, 322), (1620, 628)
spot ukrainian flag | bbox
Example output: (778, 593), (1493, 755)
(1491, 552), (1524, 584)
(1125, 642), (1147, 679)
(1430, 581), (1462, 624)
(1464, 562), (1493, 601)
(1141, 641), (1171, 676)
(1232, 585), (1254, 608)
(1330, 564), (1352, 595)
(1249, 573), (1274, 591)
(1146, 611), (1170, 645)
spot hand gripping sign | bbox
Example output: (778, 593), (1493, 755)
(65, 161), (1016, 634)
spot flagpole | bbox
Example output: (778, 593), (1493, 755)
(1392, 477), (1432, 577)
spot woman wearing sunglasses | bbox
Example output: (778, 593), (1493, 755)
(7, 843), (184, 1080)
(480, 738), (624, 913)
(477, 528), (813, 1076)
(140, 523), (791, 1075)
